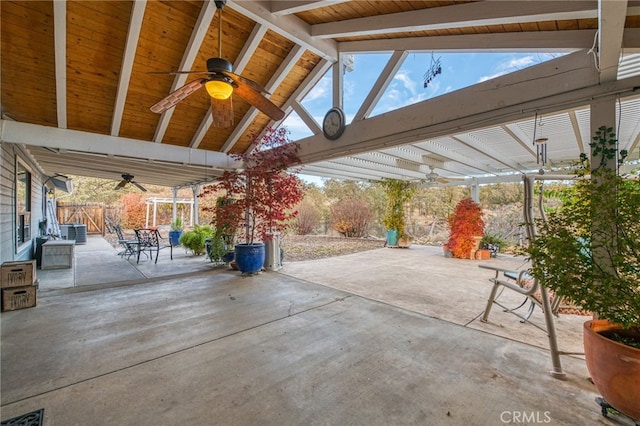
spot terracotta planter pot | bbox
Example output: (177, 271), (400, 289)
(398, 236), (412, 248)
(474, 249), (491, 260)
(583, 319), (640, 421)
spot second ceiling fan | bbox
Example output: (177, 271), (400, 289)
(149, 0), (285, 128)
(423, 166), (465, 186)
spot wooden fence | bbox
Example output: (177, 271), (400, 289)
(56, 203), (121, 235)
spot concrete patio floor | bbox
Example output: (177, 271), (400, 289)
(0, 236), (628, 425)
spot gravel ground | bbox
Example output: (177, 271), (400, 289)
(104, 231), (386, 262)
(280, 234), (386, 261)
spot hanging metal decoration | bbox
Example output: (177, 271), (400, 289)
(423, 53), (442, 88)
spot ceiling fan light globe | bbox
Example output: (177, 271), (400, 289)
(206, 80), (233, 99)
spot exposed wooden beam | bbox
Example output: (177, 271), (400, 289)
(54, 0), (67, 129)
(341, 30), (597, 54)
(313, 2), (601, 38)
(111, 0), (146, 136)
(269, 1), (349, 16)
(597, 0), (628, 82)
(1, 120), (240, 169)
(353, 51), (407, 122)
(228, 0), (338, 60)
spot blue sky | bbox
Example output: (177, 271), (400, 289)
(283, 52), (562, 183)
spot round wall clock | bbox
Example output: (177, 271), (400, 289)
(322, 107), (346, 140)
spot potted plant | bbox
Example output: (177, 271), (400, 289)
(526, 125), (640, 421)
(202, 127), (304, 275)
(380, 179), (416, 248)
(178, 224), (214, 255)
(446, 198), (485, 259)
(206, 228), (234, 265)
(168, 217), (184, 246)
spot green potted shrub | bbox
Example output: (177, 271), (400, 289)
(446, 198), (485, 259)
(526, 125), (640, 420)
(206, 228), (234, 264)
(168, 217), (184, 246)
(380, 179), (416, 247)
(178, 224), (215, 255)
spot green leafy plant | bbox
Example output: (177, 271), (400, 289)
(170, 217), (184, 232)
(480, 233), (506, 252)
(207, 229), (234, 264)
(179, 224), (215, 255)
(380, 178), (417, 239)
(527, 126), (640, 329)
(446, 198), (485, 259)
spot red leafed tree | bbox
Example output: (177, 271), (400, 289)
(119, 193), (146, 229)
(201, 127), (304, 244)
(447, 198), (485, 259)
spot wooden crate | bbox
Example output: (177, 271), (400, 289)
(1, 285), (37, 311)
(1, 260), (36, 288)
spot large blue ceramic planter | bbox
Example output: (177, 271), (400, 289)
(234, 243), (265, 274)
(168, 230), (182, 246)
(386, 229), (398, 247)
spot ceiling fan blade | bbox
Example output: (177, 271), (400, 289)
(222, 71), (269, 94)
(233, 80), (285, 121)
(150, 79), (206, 114)
(115, 180), (127, 190)
(132, 181), (148, 192)
(441, 176), (466, 182)
(147, 70), (210, 76)
(211, 96), (234, 128)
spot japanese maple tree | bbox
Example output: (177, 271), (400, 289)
(447, 198), (485, 259)
(201, 127), (304, 245)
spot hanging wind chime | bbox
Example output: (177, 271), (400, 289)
(532, 112), (548, 166)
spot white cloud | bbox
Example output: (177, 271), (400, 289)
(303, 75), (330, 104)
(394, 70), (418, 95)
(504, 55), (536, 70)
(478, 54), (557, 83)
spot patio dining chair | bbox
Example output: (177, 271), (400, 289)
(114, 224), (138, 259)
(134, 228), (173, 264)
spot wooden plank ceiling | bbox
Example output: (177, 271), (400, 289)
(2, 1), (640, 188)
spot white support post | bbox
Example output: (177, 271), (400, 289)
(470, 179), (480, 203)
(192, 185), (200, 225)
(145, 202), (150, 227)
(332, 57), (343, 109)
(172, 188), (178, 224)
(152, 199), (158, 227)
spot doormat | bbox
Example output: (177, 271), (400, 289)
(1, 408), (44, 426)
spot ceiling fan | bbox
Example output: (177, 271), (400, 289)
(115, 174), (147, 192)
(423, 166), (465, 186)
(149, 0), (284, 128)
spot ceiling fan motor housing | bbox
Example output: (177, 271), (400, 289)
(207, 57), (232, 73)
